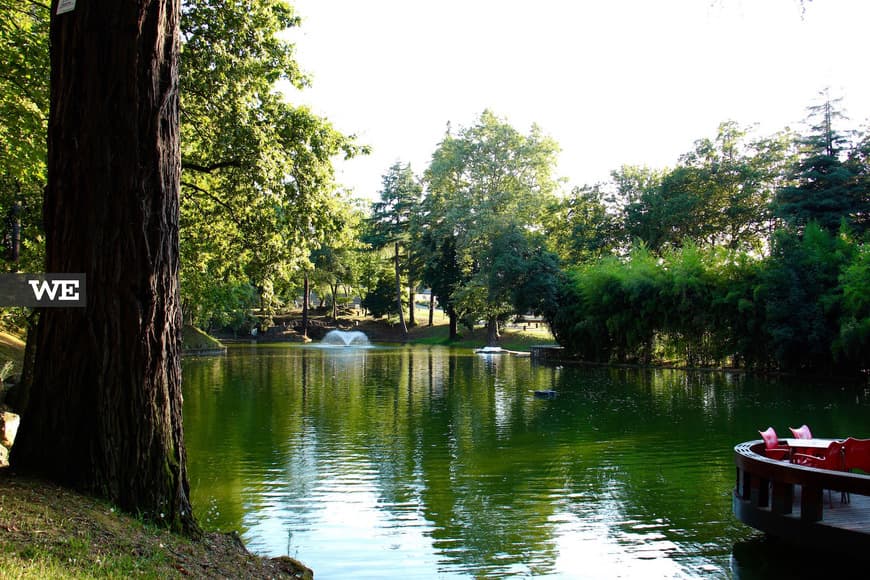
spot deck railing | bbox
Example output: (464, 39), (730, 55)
(734, 440), (870, 553)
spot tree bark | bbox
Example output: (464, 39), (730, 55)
(448, 307), (458, 341)
(12, 0), (198, 536)
(428, 293), (435, 327)
(408, 284), (416, 327)
(301, 271), (310, 339)
(394, 241), (407, 337)
(487, 316), (500, 346)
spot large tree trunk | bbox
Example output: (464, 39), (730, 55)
(486, 316), (500, 346)
(394, 241), (407, 337)
(428, 293), (435, 327)
(301, 271), (310, 339)
(12, 0), (197, 535)
(447, 307), (458, 341)
(408, 284), (416, 327)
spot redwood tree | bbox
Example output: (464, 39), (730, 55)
(12, 0), (197, 534)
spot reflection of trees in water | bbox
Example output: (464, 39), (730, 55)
(184, 347), (566, 570)
(182, 349), (870, 575)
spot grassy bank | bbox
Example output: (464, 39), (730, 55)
(353, 309), (556, 350)
(0, 471), (311, 579)
(405, 322), (555, 351)
(181, 325), (227, 354)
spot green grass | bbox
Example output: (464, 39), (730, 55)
(0, 539), (171, 579)
(408, 323), (556, 351)
(0, 472), (306, 579)
(180, 325), (226, 353)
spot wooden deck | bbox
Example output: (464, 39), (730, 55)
(734, 441), (870, 555)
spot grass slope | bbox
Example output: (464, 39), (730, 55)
(181, 325), (226, 354)
(0, 471), (311, 579)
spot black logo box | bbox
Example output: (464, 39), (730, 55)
(0, 274), (87, 307)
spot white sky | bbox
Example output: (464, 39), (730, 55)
(283, 0), (870, 199)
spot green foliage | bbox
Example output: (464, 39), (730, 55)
(546, 107), (868, 375)
(615, 123), (792, 254)
(759, 224), (853, 372)
(546, 185), (621, 263)
(368, 162), (422, 247)
(774, 93), (863, 234)
(307, 196), (368, 318)
(420, 230), (463, 323)
(0, 1), (48, 273)
(365, 162), (423, 333)
(179, 0), (367, 324)
(488, 227), (563, 321)
(185, 277), (259, 334)
(361, 267), (405, 319)
(0, 0), (367, 330)
(549, 248), (664, 364)
(837, 242), (870, 367)
(421, 111), (562, 337)
(845, 131), (870, 235)
(550, 225), (867, 374)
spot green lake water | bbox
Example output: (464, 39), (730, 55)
(182, 344), (870, 578)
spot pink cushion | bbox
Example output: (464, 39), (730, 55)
(789, 424), (812, 439)
(759, 427), (779, 449)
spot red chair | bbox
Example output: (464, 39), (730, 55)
(789, 424), (813, 439)
(792, 440), (847, 506)
(788, 424), (829, 459)
(843, 437), (870, 474)
(759, 427), (789, 460)
(792, 440), (844, 469)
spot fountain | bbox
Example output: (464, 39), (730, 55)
(321, 329), (371, 347)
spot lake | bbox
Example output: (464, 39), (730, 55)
(182, 344), (870, 578)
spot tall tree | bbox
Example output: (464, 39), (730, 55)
(424, 111), (560, 344)
(178, 0), (365, 328)
(12, 0), (197, 534)
(367, 162), (422, 337)
(774, 93), (860, 234)
(618, 123), (793, 254)
(612, 164), (664, 250)
(419, 229), (463, 339)
(309, 195), (366, 321)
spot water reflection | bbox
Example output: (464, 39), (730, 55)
(182, 346), (870, 578)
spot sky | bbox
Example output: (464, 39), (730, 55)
(283, 0), (870, 199)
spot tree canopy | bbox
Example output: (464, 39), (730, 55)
(421, 111), (561, 342)
(0, 0), (48, 277)
(179, 0), (367, 329)
(547, 94), (869, 375)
